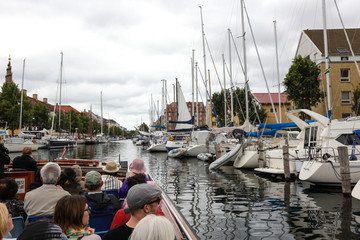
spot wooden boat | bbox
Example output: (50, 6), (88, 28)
(4, 160), (198, 239)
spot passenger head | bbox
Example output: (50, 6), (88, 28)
(40, 162), (61, 184)
(103, 161), (119, 176)
(71, 165), (82, 179)
(0, 203), (13, 239)
(127, 173), (147, 190)
(22, 146), (32, 156)
(127, 183), (162, 216)
(17, 221), (68, 240)
(129, 158), (146, 174)
(54, 195), (89, 232)
(58, 168), (77, 187)
(130, 215), (175, 240)
(0, 178), (18, 200)
(84, 171), (102, 191)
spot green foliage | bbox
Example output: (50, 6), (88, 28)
(284, 55), (324, 109)
(139, 122), (149, 132)
(0, 82), (33, 133)
(212, 87), (267, 126)
(32, 102), (50, 128)
(352, 85), (360, 115)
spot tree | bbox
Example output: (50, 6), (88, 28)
(352, 85), (360, 115)
(212, 87), (267, 126)
(32, 103), (50, 129)
(284, 55), (324, 110)
(0, 82), (33, 134)
(139, 122), (149, 132)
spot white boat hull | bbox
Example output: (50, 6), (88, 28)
(352, 179), (360, 200)
(183, 144), (207, 157)
(255, 149), (299, 175)
(209, 143), (243, 170)
(5, 143), (41, 153)
(233, 150), (259, 168)
(147, 143), (167, 152)
(299, 160), (360, 186)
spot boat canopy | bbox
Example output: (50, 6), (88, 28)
(258, 120), (316, 130)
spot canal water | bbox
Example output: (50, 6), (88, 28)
(12, 140), (360, 239)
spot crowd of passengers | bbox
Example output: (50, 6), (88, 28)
(0, 147), (175, 240)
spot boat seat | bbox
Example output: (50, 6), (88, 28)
(27, 214), (53, 223)
(89, 210), (115, 235)
(7, 168), (28, 172)
(10, 216), (25, 238)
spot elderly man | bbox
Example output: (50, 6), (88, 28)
(24, 162), (70, 216)
(104, 183), (162, 240)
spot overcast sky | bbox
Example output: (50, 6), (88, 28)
(1, 0), (359, 130)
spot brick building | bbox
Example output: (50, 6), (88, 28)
(296, 28), (360, 119)
(166, 102), (206, 130)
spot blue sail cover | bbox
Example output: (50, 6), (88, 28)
(169, 117), (194, 125)
(246, 129), (277, 137)
(258, 120), (316, 130)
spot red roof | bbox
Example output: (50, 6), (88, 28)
(252, 93), (290, 104)
(55, 105), (80, 114)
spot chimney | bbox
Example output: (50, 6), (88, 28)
(23, 89), (27, 96)
(33, 94), (38, 100)
(43, 98), (48, 103)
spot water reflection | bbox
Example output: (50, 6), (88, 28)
(10, 140), (360, 239)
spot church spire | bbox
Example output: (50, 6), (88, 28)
(5, 55), (13, 84)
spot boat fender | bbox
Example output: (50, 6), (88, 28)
(169, 136), (173, 141)
(322, 153), (331, 160)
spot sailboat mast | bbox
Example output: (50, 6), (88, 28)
(191, 49), (195, 118)
(100, 91), (103, 135)
(19, 58), (25, 131)
(228, 29), (234, 123)
(199, 6), (209, 126)
(274, 20), (281, 123)
(222, 54), (227, 126)
(241, 0), (249, 122)
(58, 52), (63, 133)
(195, 62), (199, 127)
(322, 0), (331, 117)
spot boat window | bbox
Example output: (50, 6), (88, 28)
(309, 126), (317, 147)
(336, 134), (360, 145)
(304, 128), (310, 148)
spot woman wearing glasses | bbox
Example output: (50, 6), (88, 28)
(54, 195), (101, 239)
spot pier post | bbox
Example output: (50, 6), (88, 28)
(258, 140), (264, 168)
(283, 138), (291, 181)
(338, 146), (351, 197)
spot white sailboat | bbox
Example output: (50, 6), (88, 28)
(48, 52), (76, 149)
(165, 79), (192, 152)
(3, 58), (46, 152)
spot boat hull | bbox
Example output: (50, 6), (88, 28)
(182, 144), (207, 157)
(209, 143), (243, 170)
(233, 150), (259, 168)
(299, 160), (360, 186)
(147, 143), (167, 152)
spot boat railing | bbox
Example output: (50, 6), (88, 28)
(304, 146), (338, 162)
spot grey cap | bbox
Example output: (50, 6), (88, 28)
(127, 183), (162, 210)
(85, 170), (102, 186)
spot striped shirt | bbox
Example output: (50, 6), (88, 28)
(101, 174), (123, 191)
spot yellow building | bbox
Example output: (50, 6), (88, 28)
(253, 93), (293, 124)
(296, 28), (360, 119)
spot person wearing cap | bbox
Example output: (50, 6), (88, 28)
(104, 183), (162, 240)
(101, 161), (123, 191)
(118, 158), (149, 198)
(24, 162), (70, 216)
(84, 171), (121, 215)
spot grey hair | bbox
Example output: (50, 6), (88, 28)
(129, 214), (175, 240)
(40, 162), (61, 184)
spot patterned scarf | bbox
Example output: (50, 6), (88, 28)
(66, 225), (95, 238)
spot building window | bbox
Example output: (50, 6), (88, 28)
(340, 69), (350, 82)
(286, 108), (291, 112)
(270, 108), (277, 113)
(341, 56), (349, 61)
(341, 91), (351, 105)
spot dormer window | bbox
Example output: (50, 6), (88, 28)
(341, 56), (349, 61)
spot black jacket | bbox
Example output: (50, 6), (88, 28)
(13, 155), (38, 172)
(85, 192), (121, 212)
